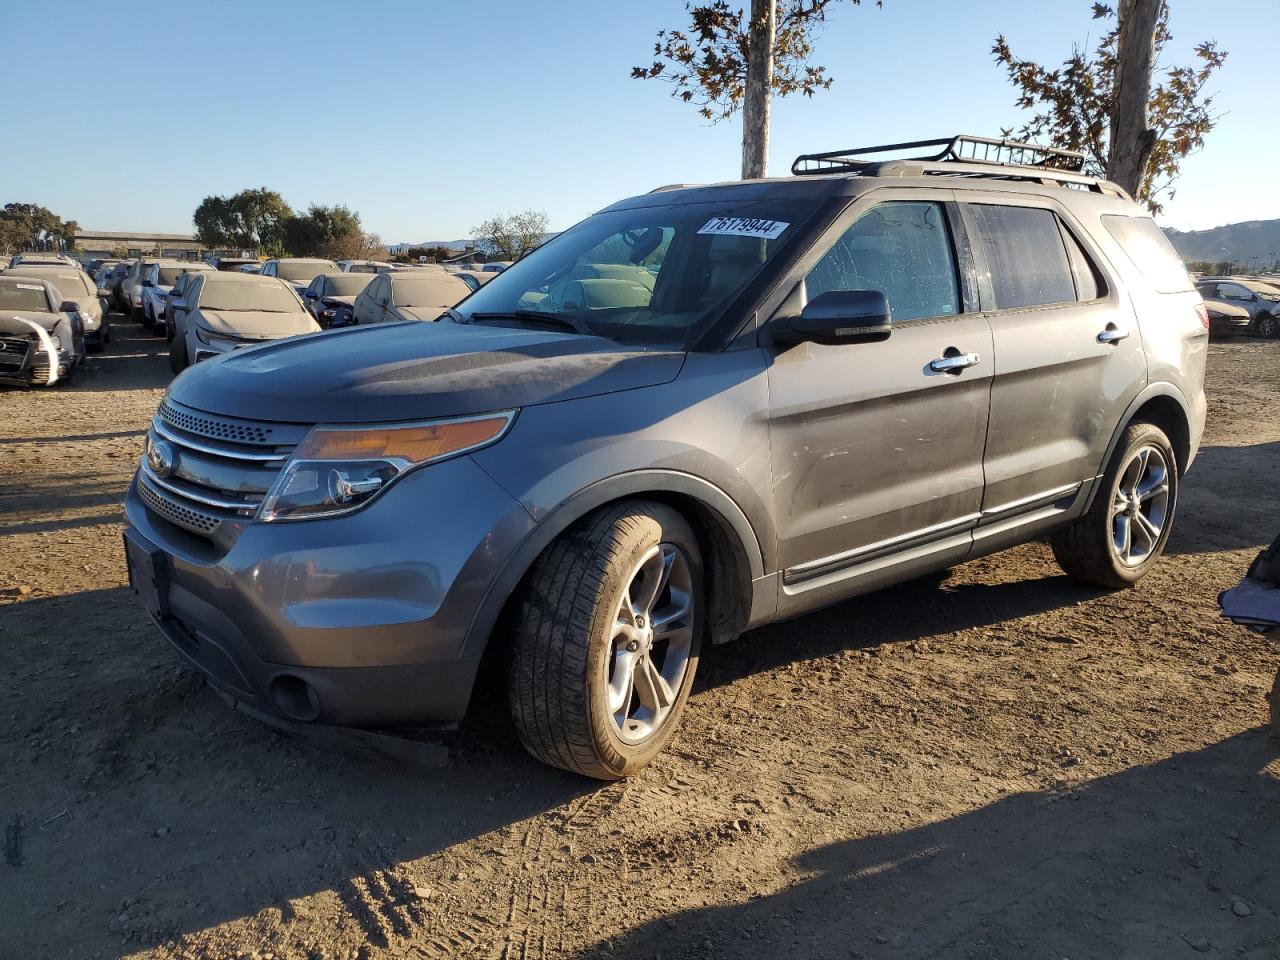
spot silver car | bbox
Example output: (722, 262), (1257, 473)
(125, 135), (1206, 779)
(1194, 278), (1280, 338)
(168, 271), (320, 372)
(351, 271), (469, 324)
(141, 260), (211, 335)
(2, 264), (108, 351)
(301, 272), (374, 326)
(258, 258), (338, 295)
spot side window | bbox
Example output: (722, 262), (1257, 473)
(1099, 214), (1193, 294)
(1220, 283), (1249, 301)
(804, 201), (959, 323)
(968, 204), (1076, 310)
(1060, 225), (1105, 301)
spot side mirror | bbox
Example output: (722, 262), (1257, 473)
(776, 290), (892, 346)
(170, 299), (189, 313)
(59, 300), (78, 313)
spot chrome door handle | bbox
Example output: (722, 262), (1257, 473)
(1097, 327), (1130, 344)
(929, 351), (981, 373)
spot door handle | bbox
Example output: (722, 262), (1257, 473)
(1097, 325), (1129, 344)
(929, 351), (981, 373)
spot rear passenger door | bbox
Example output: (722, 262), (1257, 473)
(962, 197), (1146, 525)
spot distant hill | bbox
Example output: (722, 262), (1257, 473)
(1166, 219), (1280, 267)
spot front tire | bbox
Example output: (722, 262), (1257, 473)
(1257, 313), (1279, 339)
(509, 501), (703, 779)
(169, 334), (188, 374)
(1051, 421), (1178, 588)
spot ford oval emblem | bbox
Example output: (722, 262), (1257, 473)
(147, 438), (175, 478)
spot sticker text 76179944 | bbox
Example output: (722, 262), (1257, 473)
(697, 217), (790, 240)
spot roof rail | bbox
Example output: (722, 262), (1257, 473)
(792, 134), (1086, 175)
(790, 134), (1132, 199)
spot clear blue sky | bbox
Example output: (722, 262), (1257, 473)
(1, 0), (1275, 242)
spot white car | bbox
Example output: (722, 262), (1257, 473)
(169, 272), (320, 372)
(141, 260), (211, 335)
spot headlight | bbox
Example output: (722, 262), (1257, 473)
(258, 412), (516, 521)
(194, 326), (236, 350)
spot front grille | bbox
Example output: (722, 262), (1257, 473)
(140, 400), (311, 540)
(0, 337), (32, 375)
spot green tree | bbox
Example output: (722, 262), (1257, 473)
(0, 202), (79, 251)
(472, 210), (549, 262)
(283, 204), (363, 258)
(632, 0), (883, 177)
(193, 188), (294, 252)
(993, 2), (1227, 212)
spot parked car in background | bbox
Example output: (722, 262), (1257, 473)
(351, 270), (469, 324)
(123, 134), (1208, 780)
(143, 260), (212, 334)
(10, 253), (81, 269)
(108, 260), (134, 313)
(122, 258), (161, 318)
(258, 258), (338, 295)
(2, 263), (109, 351)
(301, 272), (374, 326)
(0, 275), (84, 385)
(455, 269), (495, 293)
(162, 270), (204, 340)
(93, 264), (117, 297)
(481, 261), (512, 273)
(1201, 298), (1252, 337)
(168, 272), (320, 372)
(213, 257), (261, 272)
(337, 260), (396, 274)
(0, 255), (12, 270)
(85, 258), (120, 278)
(1194, 278), (1280, 338)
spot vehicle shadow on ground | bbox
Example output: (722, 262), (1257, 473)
(1166, 440), (1280, 557)
(570, 729), (1280, 959)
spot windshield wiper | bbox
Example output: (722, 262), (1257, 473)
(468, 310), (595, 336)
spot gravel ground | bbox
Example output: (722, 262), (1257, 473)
(2, 314), (1278, 960)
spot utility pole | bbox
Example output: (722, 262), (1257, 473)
(741, 0), (776, 179)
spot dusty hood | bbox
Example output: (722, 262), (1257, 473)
(0, 311), (62, 334)
(169, 320), (686, 423)
(197, 309), (320, 339)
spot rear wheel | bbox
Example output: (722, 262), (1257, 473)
(1257, 313), (1279, 339)
(509, 501), (703, 779)
(1051, 421), (1178, 588)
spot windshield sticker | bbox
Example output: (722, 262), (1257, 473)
(15, 283), (44, 291)
(697, 216), (789, 240)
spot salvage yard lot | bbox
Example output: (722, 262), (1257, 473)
(2, 317), (1278, 959)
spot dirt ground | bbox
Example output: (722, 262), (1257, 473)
(2, 314), (1278, 960)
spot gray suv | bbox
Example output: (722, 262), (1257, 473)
(124, 136), (1207, 779)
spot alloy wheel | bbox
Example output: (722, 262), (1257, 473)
(605, 542), (695, 745)
(1110, 444), (1171, 567)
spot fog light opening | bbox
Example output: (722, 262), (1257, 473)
(270, 674), (321, 723)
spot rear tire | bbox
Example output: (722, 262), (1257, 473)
(508, 501), (703, 780)
(1050, 421), (1178, 588)
(1257, 313), (1279, 339)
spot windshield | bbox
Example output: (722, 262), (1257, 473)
(0, 280), (52, 312)
(6, 270), (90, 297)
(278, 260), (336, 283)
(325, 274), (373, 296)
(199, 279), (303, 313)
(391, 275), (467, 307)
(158, 266), (201, 285)
(1241, 281), (1280, 299)
(456, 198), (819, 344)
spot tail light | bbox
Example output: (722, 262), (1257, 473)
(1194, 302), (1209, 329)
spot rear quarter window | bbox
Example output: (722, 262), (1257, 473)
(1100, 215), (1193, 294)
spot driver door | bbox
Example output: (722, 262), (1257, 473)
(766, 191), (993, 599)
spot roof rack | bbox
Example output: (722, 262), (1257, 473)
(792, 134), (1085, 174)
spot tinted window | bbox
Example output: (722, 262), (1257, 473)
(1101, 214), (1193, 294)
(805, 201), (959, 322)
(969, 204), (1076, 310)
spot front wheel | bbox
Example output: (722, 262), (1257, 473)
(1050, 421), (1178, 588)
(509, 501), (703, 779)
(169, 333), (188, 374)
(1257, 313), (1279, 339)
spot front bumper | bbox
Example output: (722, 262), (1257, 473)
(122, 454), (536, 727)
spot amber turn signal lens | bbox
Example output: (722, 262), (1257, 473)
(293, 415), (512, 464)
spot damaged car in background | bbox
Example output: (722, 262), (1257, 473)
(0, 275), (84, 387)
(2, 262), (109, 351)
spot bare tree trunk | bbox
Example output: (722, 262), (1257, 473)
(1106, 0), (1162, 197)
(741, 0), (776, 179)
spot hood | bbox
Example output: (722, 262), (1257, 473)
(169, 320), (686, 423)
(197, 308), (320, 339)
(1202, 298), (1249, 318)
(0, 311), (61, 334)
